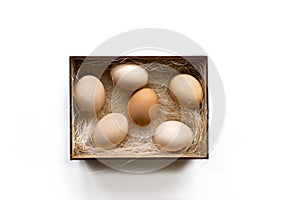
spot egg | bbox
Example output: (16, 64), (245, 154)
(110, 63), (148, 91)
(92, 113), (128, 149)
(75, 75), (105, 115)
(169, 74), (203, 108)
(128, 88), (159, 126)
(153, 121), (193, 152)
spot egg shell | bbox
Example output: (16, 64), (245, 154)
(92, 113), (128, 149)
(75, 75), (105, 115)
(110, 64), (148, 91)
(128, 88), (159, 126)
(169, 74), (203, 108)
(153, 121), (193, 152)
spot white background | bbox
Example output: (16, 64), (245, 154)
(0, 0), (300, 199)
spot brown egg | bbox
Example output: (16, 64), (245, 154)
(153, 121), (193, 152)
(169, 74), (203, 108)
(92, 113), (128, 149)
(74, 75), (105, 115)
(128, 88), (159, 126)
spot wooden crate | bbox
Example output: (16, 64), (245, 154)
(70, 56), (208, 160)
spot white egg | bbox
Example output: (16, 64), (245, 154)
(92, 113), (128, 149)
(110, 64), (148, 91)
(153, 121), (193, 152)
(169, 74), (203, 108)
(75, 75), (105, 115)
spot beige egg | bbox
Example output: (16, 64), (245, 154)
(128, 88), (159, 126)
(92, 113), (128, 149)
(110, 63), (148, 91)
(153, 121), (193, 152)
(75, 75), (105, 115)
(169, 74), (203, 108)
